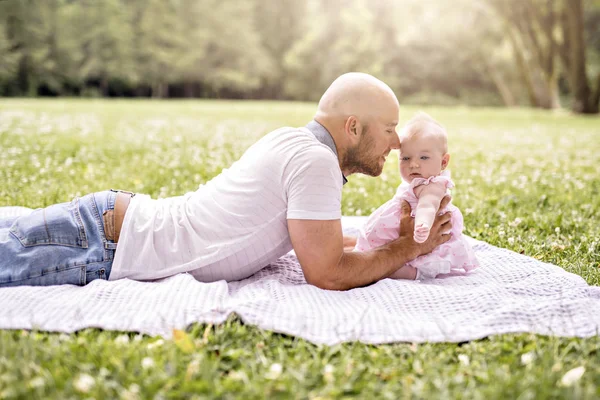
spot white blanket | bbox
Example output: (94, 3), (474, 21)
(1, 209), (599, 344)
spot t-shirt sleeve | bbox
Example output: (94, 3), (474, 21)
(285, 145), (343, 220)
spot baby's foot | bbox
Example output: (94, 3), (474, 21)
(414, 223), (430, 243)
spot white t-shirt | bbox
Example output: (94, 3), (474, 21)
(109, 126), (344, 282)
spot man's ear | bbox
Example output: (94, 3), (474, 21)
(441, 153), (450, 169)
(344, 116), (362, 144)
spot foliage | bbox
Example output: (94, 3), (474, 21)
(0, 99), (599, 398)
(0, 0), (599, 112)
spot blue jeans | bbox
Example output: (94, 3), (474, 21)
(0, 191), (118, 287)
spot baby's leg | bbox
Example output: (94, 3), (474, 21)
(413, 182), (446, 243)
(414, 207), (437, 243)
(388, 265), (418, 280)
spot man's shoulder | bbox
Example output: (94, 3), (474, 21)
(259, 126), (335, 158)
(262, 126), (313, 143)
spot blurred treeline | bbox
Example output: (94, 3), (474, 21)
(0, 0), (599, 113)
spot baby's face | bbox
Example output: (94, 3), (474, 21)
(399, 134), (448, 182)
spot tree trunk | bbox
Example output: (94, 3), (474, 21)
(100, 76), (109, 97)
(184, 82), (194, 98)
(548, 70), (561, 109)
(152, 82), (169, 98)
(592, 73), (600, 113)
(482, 57), (516, 107)
(507, 26), (540, 107)
(495, 0), (560, 109)
(564, 0), (596, 113)
(541, 0), (561, 109)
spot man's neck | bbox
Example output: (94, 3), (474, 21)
(305, 119), (348, 185)
(313, 117), (348, 174)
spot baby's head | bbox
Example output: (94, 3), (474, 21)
(398, 112), (450, 182)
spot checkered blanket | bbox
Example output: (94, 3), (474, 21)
(1, 208), (599, 344)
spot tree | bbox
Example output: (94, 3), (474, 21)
(252, 0), (307, 99)
(0, 14), (19, 94)
(66, 0), (134, 96)
(560, 0), (600, 113)
(486, 0), (562, 109)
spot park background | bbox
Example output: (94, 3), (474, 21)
(0, 0), (600, 113)
(1, 0), (600, 399)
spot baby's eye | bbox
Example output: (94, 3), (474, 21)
(420, 156), (429, 160)
(401, 156), (410, 161)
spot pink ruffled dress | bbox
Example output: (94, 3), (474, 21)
(354, 171), (479, 279)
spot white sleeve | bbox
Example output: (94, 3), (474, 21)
(284, 146), (343, 220)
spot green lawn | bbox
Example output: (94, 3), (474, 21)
(0, 99), (599, 399)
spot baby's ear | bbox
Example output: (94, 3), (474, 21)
(441, 153), (450, 169)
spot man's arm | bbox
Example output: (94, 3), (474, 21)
(288, 196), (453, 291)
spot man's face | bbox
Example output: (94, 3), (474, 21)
(343, 118), (400, 177)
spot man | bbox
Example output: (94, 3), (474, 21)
(0, 73), (451, 289)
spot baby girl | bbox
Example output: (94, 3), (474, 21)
(355, 112), (479, 280)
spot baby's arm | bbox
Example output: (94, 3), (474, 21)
(413, 182), (447, 243)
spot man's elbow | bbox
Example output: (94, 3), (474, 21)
(304, 271), (348, 291)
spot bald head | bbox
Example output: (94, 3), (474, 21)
(315, 72), (399, 123)
(313, 73), (401, 178)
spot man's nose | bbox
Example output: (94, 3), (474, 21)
(390, 133), (400, 150)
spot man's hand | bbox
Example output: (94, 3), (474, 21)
(287, 196), (452, 291)
(398, 195), (452, 260)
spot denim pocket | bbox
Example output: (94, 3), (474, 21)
(9, 197), (88, 248)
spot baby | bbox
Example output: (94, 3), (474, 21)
(354, 112), (479, 280)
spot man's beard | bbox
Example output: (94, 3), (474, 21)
(342, 127), (383, 177)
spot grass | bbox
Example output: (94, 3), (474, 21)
(0, 99), (599, 399)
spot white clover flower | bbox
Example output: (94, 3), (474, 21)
(559, 366), (585, 387)
(147, 339), (164, 349)
(266, 363), (283, 380)
(323, 364), (334, 382)
(115, 334), (130, 346)
(73, 373), (95, 393)
(508, 237), (515, 245)
(509, 218), (522, 227)
(520, 352), (534, 365)
(58, 333), (71, 342)
(142, 357), (155, 370)
(555, 227), (561, 234)
(228, 370), (247, 381)
(458, 354), (470, 366)
(186, 359), (201, 377)
(121, 384), (141, 400)
(29, 376), (45, 389)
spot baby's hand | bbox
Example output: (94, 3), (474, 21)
(414, 223), (430, 243)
